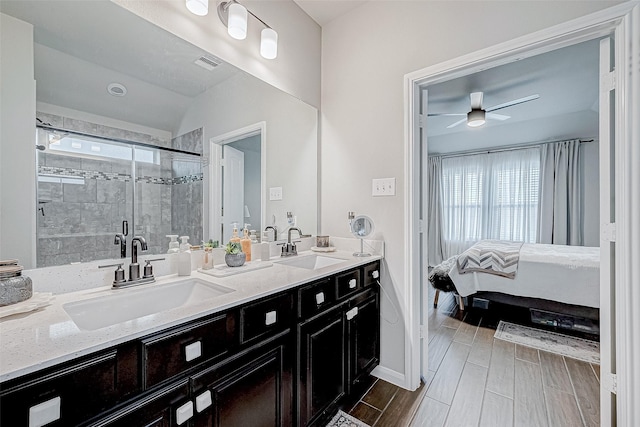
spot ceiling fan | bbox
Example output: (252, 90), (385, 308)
(429, 92), (540, 129)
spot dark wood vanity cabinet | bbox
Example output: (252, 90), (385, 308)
(0, 342), (139, 427)
(191, 331), (292, 427)
(0, 261), (381, 427)
(297, 262), (381, 427)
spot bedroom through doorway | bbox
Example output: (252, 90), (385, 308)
(418, 37), (603, 426)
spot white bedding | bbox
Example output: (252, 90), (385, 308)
(448, 243), (600, 308)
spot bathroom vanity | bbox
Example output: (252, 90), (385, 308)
(0, 255), (381, 427)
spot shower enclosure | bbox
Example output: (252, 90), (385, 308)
(35, 127), (203, 267)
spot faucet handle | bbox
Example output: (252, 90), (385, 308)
(143, 258), (165, 279)
(99, 263), (126, 284)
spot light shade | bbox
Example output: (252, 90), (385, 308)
(186, 0), (208, 16)
(467, 109), (486, 127)
(260, 28), (278, 59)
(228, 3), (248, 40)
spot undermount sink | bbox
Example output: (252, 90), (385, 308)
(63, 279), (234, 331)
(277, 254), (346, 270)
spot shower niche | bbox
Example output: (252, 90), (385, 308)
(35, 126), (203, 268)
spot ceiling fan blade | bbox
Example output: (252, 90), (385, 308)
(470, 92), (483, 110)
(427, 113), (466, 117)
(486, 113), (510, 120)
(446, 118), (468, 129)
(486, 94), (540, 112)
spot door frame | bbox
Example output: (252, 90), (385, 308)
(209, 121), (267, 243)
(403, 3), (640, 425)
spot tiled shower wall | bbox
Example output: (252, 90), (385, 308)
(36, 112), (203, 267)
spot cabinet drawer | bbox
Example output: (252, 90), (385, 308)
(336, 269), (361, 299)
(240, 292), (293, 344)
(142, 313), (234, 389)
(362, 261), (381, 288)
(298, 278), (335, 319)
(0, 344), (138, 427)
(88, 379), (190, 427)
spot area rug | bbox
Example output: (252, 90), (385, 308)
(494, 321), (600, 364)
(326, 410), (371, 427)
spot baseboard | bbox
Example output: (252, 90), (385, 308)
(371, 365), (407, 389)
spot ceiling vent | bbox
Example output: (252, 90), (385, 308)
(194, 55), (222, 71)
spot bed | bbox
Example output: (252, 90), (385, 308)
(447, 242), (600, 309)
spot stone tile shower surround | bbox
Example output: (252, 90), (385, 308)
(35, 112), (203, 267)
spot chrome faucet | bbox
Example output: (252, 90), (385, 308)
(99, 236), (164, 289)
(288, 227), (302, 243)
(281, 227), (302, 257)
(129, 236), (148, 281)
(114, 233), (126, 258)
(264, 225), (278, 242)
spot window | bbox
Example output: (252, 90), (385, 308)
(440, 148), (540, 255)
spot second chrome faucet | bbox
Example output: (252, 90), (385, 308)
(100, 235), (164, 288)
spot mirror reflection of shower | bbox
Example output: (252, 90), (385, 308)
(35, 126), (203, 267)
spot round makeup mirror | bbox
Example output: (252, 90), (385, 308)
(350, 215), (374, 257)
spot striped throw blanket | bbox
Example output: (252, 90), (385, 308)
(457, 240), (524, 279)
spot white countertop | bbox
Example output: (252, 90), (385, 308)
(0, 250), (381, 383)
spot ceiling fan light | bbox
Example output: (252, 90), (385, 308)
(228, 3), (248, 40)
(467, 109), (486, 127)
(186, 0), (208, 16)
(260, 28), (278, 59)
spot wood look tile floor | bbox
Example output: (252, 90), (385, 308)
(349, 289), (601, 427)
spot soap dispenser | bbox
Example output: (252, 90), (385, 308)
(229, 223), (241, 244)
(241, 224), (252, 262)
(178, 236), (191, 276)
(166, 235), (179, 254)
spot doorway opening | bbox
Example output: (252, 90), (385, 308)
(404, 4), (639, 424)
(209, 122), (266, 245)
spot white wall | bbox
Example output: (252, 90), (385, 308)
(176, 72), (318, 242)
(113, 0), (322, 109)
(0, 14), (36, 268)
(320, 1), (621, 383)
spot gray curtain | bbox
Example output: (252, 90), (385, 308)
(427, 156), (445, 266)
(538, 139), (583, 245)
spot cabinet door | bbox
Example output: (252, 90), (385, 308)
(347, 292), (380, 395)
(191, 332), (292, 427)
(87, 380), (191, 427)
(298, 307), (346, 427)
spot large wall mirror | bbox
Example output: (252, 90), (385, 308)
(0, 0), (318, 268)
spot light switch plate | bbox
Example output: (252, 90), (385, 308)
(269, 187), (283, 200)
(372, 178), (396, 196)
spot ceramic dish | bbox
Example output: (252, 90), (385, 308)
(0, 293), (54, 319)
(310, 246), (337, 253)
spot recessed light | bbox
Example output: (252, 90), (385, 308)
(107, 83), (127, 97)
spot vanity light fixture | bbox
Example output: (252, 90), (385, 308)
(186, 0), (209, 16)
(217, 0), (278, 59)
